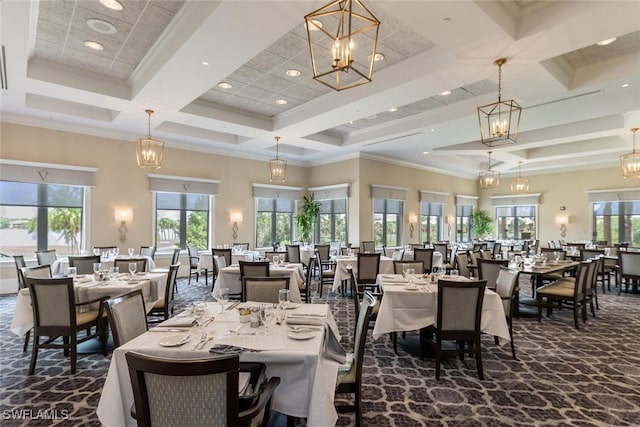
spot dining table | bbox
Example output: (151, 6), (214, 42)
(372, 273), (510, 343)
(96, 302), (341, 427)
(331, 253), (443, 292)
(10, 271), (168, 337)
(50, 255), (157, 276)
(213, 262), (306, 303)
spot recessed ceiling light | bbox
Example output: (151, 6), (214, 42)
(597, 37), (617, 46)
(285, 69), (301, 77)
(306, 19), (323, 31)
(369, 53), (385, 62)
(422, 151), (429, 155)
(388, 107), (398, 112)
(217, 82), (232, 89)
(348, 120), (356, 125)
(621, 83), (630, 88)
(439, 90), (452, 96)
(202, 61), (209, 66)
(430, 128), (435, 132)
(275, 99), (288, 105)
(86, 18), (117, 35)
(84, 41), (104, 51)
(99, 0), (123, 11)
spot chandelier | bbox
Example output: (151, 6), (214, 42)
(479, 151), (500, 189)
(135, 109), (164, 169)
(269, 136), (287, 182)
(510, 161), (530, 193)
(304, 0), (380, 91)
(477, 58), (522, 147)
(621, 127), (640, 178)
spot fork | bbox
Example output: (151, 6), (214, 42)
(192, 331), (207, 351)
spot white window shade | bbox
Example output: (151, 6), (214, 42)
(0, 160), (97, 186)
(419, 190), (448, 204)
(587, 188), (640, 202)
(148, 174), (220, 195)
(490, 193), (541, 206)
(308, 183), (350, 200)
(252, 183), (301, 200)
(456, 195), (479, 207)
(371, 185), (407, 201)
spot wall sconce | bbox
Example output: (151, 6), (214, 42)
(556, 214), (569, 238)
(445, 216), (455, 237)
(114, 208), (133, 242)
(408, 213), (418, 238)
(230, 211), (243, 240)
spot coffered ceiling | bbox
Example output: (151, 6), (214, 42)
(1, 0), (639, 179)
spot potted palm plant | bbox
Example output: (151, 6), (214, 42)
(471, 209), (494, 240)
(296, 195), (321, 244)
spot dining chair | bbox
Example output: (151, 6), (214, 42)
(23, 264), (52, 279)
(433, 279), (487, 380)
(148, 264), (180, 322)
(139, 246), (156, 260)
(125, 352), (280, 427)
(491, 242), (502, 259)
(454, 251), (471, 278)
(212, 248), (232, 268)
(93, 246), (118, 255)
(392, 260), (424, 275)
(68, 255), (101, 275)
(104, 289), (148, 348)
(242, 276), (289, 304)
(342, 246), (360, 255)
(25, 276), (108, 374)
(335, 290), (377, 427)
(391, 249), (405, 261)
(410, 243), (425, 250)
(235, 242), (250, 250)
(494, 268), (519, 359)
(114, 257), (147, 274)
(300, 256), (318, 302)
(315, 248), (336, 298)
(432, 242), (449, 265)
(35, 249), (57, 266)
(468, 250), (481, 278)
(264, 251), (287, 262)
(413, 248), (434, 274)
(618, 250), (640, 294)
(356, 253), (381, 289)
(285, 245), (301, 264)
(187, 244), (201, 285)
(361, 241), (375, 253)
(314, 244), (331, 269)
(239, 261), (270, 281)
(13, 255), (30, 352)
(477, 258), (508, 290)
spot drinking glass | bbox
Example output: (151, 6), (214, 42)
(406, 268), (415, 283)
(272, 254), (279, 264)
(278, 289), (291, 310)
(193, 302), (207, 327)
(68, 267), (77, 280)
(216, 288), (229, 314)
(93, 262), (101, 275)
(128, 248), (134, 257)
(93, 248), (100, 256)
(554, 252), (560, 263)
(128, 262), (137, 276)
(260, 304), (274, 334)
(450, 269), (459, 279)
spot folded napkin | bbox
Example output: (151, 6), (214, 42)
(288, 303), (328, 317)
(159, 317), (196, 327)
(286, 317), (346, 364)
(381, 275), (408, 283)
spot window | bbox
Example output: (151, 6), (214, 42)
(256, 198), (294, 248)
(155, 192), (210, 251)
(373, 198), (403, 247)
(0, 181), (85, 256)
(316, 199), (347, 245)
(456, 205), (473, 243)
(420, 202), (442, 244)
(496, 205), (536, 240)
(593, 201), (640, 246)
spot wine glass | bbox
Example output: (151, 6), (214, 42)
(260, 304), (274, 334)
(93, 262), (101, 275)
(406, 268), (415, 283)
(216, 288), (229, 314)
(93, 248), (100, 257)
(128, 262), (137, 276)
(193, 302), (206, 327)
(128, 247), (134, 257)
(278, 289), (291, 310)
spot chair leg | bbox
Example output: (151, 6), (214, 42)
(573, 305), (580, 329)
(354, 388), (362, 427)
(23, 329), (30, 352)
(28, 335), (39, 375)
(508, 317), (516, 360)
(475, 338), (484, 380)
(70, 337), (77, 374)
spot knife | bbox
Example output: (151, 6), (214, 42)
(287, 313), (326, 318)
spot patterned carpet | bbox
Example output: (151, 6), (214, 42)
(1, 275), (640, 427)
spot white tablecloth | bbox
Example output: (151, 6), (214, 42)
(198, 250), (261, 272)
(51, 256), (157, 276)
(214, 263), (305, 303)
(331, 253), (443, 291)
(10, 272), (167, 337)
(96, 302), (340, 427)
(371, 274), (510, 341)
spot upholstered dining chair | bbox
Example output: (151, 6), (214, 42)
(212, 248), (232, 268)
(235, 242), (250, 250)
(477, 258), (508, 290)
(68, 255), (101, 275)
(13, 255), (27, 289)
(105, 289), (148, 348)
(125, 352), (280, 427)
(264, 251), (287, 262)
(342, 247), (360, 255)
(314, 244), (332, 270)
(454, 251), (471, 278)
(139, 246), (156, 260)
(494, 268), (519, 359)
(148, 264), (180, 322)
(433, 279), (487, 380)
(361, 241), (375, 253)
(187, 244), (201, 285)
(25, 276), (108, 374)
(432, 243), (449, 266)
(335, 290), (377, 427)
(35, 249), (57, 266)
(618, 250), (640, 295)
(242, 276), (289, 304)
(285, 245), (301, 264)
(314, 247), (335, 297)
(356, 253), (381, 289)
(23, 264), (52, 279)
(413, 248), (434, 274)
(239, 261), (270, 281)
(114, 257), (147, 275)
(392, 260), (424, 275)
(491, 242), (502, 259)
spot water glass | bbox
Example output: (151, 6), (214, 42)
(216, 288), (229, 314)
(193, 302), (207, 326)
(93, 262), (101, 274)
(68, 267), (77, 279)
(450, 269), (459, 279)
(128, 262), (137, 275)
(278, 289), (291, 310)
(260, 304), (274, 334)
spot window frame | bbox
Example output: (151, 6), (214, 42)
(373, 198), (404, 247)
(255, 198), (295, 249)
(154, 192), (211, 251)
(314, 198), (348, 245)
(420, 201), (443, 243)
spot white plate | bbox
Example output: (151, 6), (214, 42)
(288, 332), (315, 340)
(404, 285), (419, 291)
(136, 272), (146, 276)
(285, 303), (300, 310)
(159, 334), (191, 347)
(382, 275), (396, 279)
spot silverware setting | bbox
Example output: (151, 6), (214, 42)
(192, 331), (208, 350)
(149, 328), (187, 333)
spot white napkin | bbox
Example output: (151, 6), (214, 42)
(286, 317), (346, 364)
(287, 303), (328, 317)
(159, 317), (196, 327)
